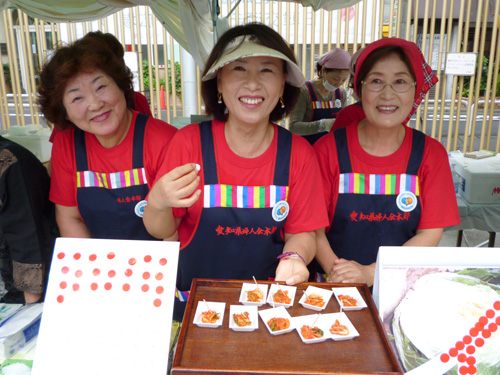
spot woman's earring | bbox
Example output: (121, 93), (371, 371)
(218, 92), (222, 104)
(280, 96), (285, 109)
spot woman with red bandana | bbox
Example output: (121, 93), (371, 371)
(314, 38), (460, 286)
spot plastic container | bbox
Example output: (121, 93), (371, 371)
(3, 125), (52, 162)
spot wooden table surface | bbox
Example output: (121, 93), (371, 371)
(172, 279), (404, 375)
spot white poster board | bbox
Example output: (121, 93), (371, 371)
(445, 53), (477, 76)
(373, 246), (500, 375)
(32, 238), (180, 375)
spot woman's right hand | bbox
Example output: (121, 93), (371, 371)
(150, 163), (202, 209)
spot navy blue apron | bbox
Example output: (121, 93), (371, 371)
(74, 113), (158, 240)
(302, 81), (343, 145)
(326, 127), (425, 265)
(173, 121), (292, 321)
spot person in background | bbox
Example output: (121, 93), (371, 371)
(314, 38), (460, 286)
(144, 23), (329, 321)
(38, 33), (177, 240)
(289, 48), (351, 144)
(0, 135), (58, 303)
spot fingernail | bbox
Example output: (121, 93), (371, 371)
(194, 163), (201, 172)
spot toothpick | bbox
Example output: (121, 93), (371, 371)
(311, 313), (321, 327)
(203, 299), (211, 311)
(252, 276), (262, 293)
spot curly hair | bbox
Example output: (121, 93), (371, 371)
(38, 33), (133, 131)
(201, 23), (300, 123)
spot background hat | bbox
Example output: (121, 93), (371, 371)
(202, 35), (305, 87)
(320, 48), (351, 70)
(353, 38), (438, 125)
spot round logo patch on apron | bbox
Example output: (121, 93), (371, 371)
(335, 99), (342, 108)
(396, 192), (417, 212)
(272, 200), (289, 222)
(134, 200), (148, 217)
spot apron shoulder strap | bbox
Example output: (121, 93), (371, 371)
(199, 121), (218, 185)
(74, 128), (88, 172)
(305, 81), (318, 101)
(333, 127), (352, 173)
(274, 126), (292, 186)
(132, 113), (149, 169)
(406, 128), (426, 175)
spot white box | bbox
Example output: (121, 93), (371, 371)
(453, 153), (500, 204)
(3, 125), (52, 163)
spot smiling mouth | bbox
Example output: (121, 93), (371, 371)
(92, 111), (110, 121)
(239, 97), (263, 105)
(377, 106), (398, 111)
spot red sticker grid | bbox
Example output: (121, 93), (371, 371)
(55, 251), (168, 307)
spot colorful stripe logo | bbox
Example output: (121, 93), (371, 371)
(312, 100), (334, 109)
(339, 173), (419, 196)
(203, 184), (289, 208)
(76, 168), (147, 189)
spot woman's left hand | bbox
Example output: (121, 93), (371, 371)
(275, 257), (309, 285)
(328, 259), (376, 287)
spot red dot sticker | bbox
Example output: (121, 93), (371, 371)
(75, 270), (83, 278)
(459, 366), (468, 375)
(440, 353), (449, 363)
(57, 253), (65, 259)
(144, 255), (152, 263)
(469, 328), (478, 337)
(456, 341), (465, 350)
(475, 338), (484, 347)
(125, 269), (133, 277)
(73, 284), (80, 291)
(496, 316), (500, 325)
(107, 252), (115, 260)
(458, 353), (467, 363)
(467, 357), (476, 365)
(104, 283), (112, 290)
(479, 316), (488, 325)
(74, 253), (81, 260)
(474, 322), (484, 331)
(489, 323), (497, 332)
(91, 283), (98, 291)
(463, 335), (472, 344)
(89, 254), (97, 261)
(468, 365), (477, 374)
(153, 299), (162, 307)
(466, 345), (476, 354)
(493, 301), (500, 310)
(61, 266), (69, 274)
(93, 268), (100, 276)
(123, 284), (130, 292)
(156, 286), (164, 294)
(108, 270), (116, 278)
(141, 284), (149, 292)
(60, 281), (67, 289)
(159, 258), (167, 266)
(155, 273), (163, 280)
(486, 309), (495, 319)
(449, 348), (458, 357)
(143, 272), (150, 280)
(128, 258), (136, 266)
(482, 330), (491, 339)
(57, 295), (64, 303)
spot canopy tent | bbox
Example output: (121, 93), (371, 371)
(0, 0), (361, 68)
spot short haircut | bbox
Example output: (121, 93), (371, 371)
(38, 33), (133, 131)
(201, 23), (300, 123)
(355, 45), (416, 97)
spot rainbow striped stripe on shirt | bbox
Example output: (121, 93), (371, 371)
(312, 100), (334, 109)
(203, 184), (289, 208)
(339, 173), (419, 196)
(76, 168), (148, 189)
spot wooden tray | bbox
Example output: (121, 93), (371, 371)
(172, 279), (403, 375)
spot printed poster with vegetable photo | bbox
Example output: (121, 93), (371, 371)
(373, 246), (500, 375)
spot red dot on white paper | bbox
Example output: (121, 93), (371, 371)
(440, 353), (449, 363)
(159, 258), (167, 266)
(153, 299), (162, 307)
(123, 284), (130, 292)
(104, 283), (112, 290)
(89, 254), (97, 261)
(60, 281), (67, 289)
(458, 353), (466, 363)
(91, 283), (98, 291)
(57, 253), (65, 259)
(108, 270), (116, 278)
(467, 356), (476, 365)
(144, 255), (152, 263)
(466, 345), (476, 354)
(156, 286), (164, 294)
(482, 330), (491, 339)
(489, 323), (498, 332)
(475, 338), (484, 347)
(468, 365), (477, 374)
(456, 341), (465, 350)
(57, 295), (64, 303)
(463, 335), (472, 344)
(129, 258), (136, 265)
(93, 268), (100, 276)
(143, 272), (150, 280)
(75, 270), (83, 278)
(449, 348), (458, 357)
(62, 266), (69, 274)
(73, 284), (80, 291)
(125, 269), (133, 277)
(141, 284), (149, 292)
(74, 253), (81, 260)
(493, 301), (500, 310)
(107, 252), (115, 260)
(486, 309), (495, 319)
(155, 273), (163, 280)
(459, 366), (468, 375)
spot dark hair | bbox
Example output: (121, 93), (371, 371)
(355, 45), (415, 97)
(80, 31), (125, 60)
(317, 66), (349, 79)
(38, 33), (133, 131)
(201, 23), (300, 123)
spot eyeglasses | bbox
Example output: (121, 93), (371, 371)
(361, 79), (416, 93)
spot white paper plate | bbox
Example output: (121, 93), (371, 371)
(258, 306), (294, 335)
(239, 283), (268, 306)
(193, 301), (226, 328)
(331, 287), (367, 311)
(322, 312), (360, 341)
(229, 305), (259, 332)
(293, 314), (329, 344)
(298, 285), (333, 311)
(266, 284), (296, 308)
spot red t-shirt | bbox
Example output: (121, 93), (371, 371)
(314, 123), (460, 231)
(50, 110), (177, 207)
(155, 119), (329, 247)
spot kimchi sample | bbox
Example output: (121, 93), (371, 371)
(267, 317), (290, 332)
(329, 319), (349, 335)
(273, 289), (291, 304)
(301, 325), (324, 340)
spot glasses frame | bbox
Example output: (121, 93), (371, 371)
(360, 80), (417, 93)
